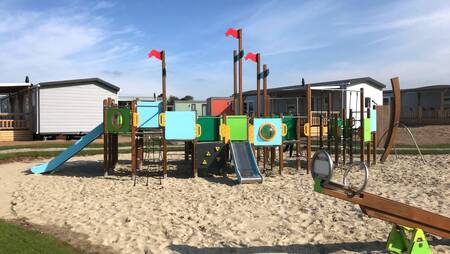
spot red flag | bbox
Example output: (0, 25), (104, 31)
(148, 49), (162, 60)
(225, 28), (239, 39)
(245, 52), (258, 62)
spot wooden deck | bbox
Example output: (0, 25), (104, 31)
(0, 113), (33, 141)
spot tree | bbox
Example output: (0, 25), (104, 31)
(181, 95), (194, 101)
(167, 95), (179, 105)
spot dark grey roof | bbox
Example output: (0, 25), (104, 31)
(384, 85), (450, 93)
(38, 78), (120, 92)
(243, 77), (386, 96)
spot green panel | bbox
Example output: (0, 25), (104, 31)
(343, 119), (353, 138)
(106, 108), (131, 133)
(283, 116), (297, 141)
(227, 115), (248, 141)
(329, 117), (342, 139)
(364, 118), (371, 142)
(197, 116), (220, 142)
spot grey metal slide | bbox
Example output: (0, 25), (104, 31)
(230, 141), (263, 184)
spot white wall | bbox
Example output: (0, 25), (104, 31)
(346, 83), (383, 127)
(38, 83), (117, 134)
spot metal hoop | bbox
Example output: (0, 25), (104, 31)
(342, 162), (369, 196)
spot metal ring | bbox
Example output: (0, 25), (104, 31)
(311, 150), (334, 183)
(342, 162), (369, 196)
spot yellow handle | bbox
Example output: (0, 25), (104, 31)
(158, 113), (165, 127)
(219, 124), (230, 144)
(196, 124), (202, 138)
(132, 112), (139, 127)
(304, 123), (310, 137)
(248, 124), (254, 144)
(282, 123), (288, 136)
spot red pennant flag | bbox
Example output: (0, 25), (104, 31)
(225, 28), (239, 39)
(148, 49), (162, 60)
(245, 52), (258, 62)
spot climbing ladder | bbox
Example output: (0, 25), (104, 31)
(134, 129), (164, 186)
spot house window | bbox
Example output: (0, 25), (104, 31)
(191, 104), (196, 113)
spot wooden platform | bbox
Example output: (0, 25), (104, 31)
(0, 130), (33, 141)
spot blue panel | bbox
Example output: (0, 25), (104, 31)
(253, 118), (282, 146)
(370, 109), (377, 132)
(165, 111), (196, 140)
(137, 101), (162, 129)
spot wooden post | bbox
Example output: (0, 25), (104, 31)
(131, 100), (137, 178)
(360, 88), (365, 162)
(381, 77), (401, 162)
(256, 53), (261, 162)
(334, 114), (339, 166)
(349, 109), (354, 163)
(103, 99), (108, 176)
(263, 64), (268, 171)
(327, 93), (332, 153)
(238, 29), (243, 115)
(192, 140), (197, 177)
(319, 92), (323, 149)
(279, 113), (284, 175)
(372, 131), (377, 164)
(162, 51), (168, 177)
(342, 108), (346, 164)
(296, 114), (301, 171)
(306, 84), (312, 173)
(233, 50), (238, 115)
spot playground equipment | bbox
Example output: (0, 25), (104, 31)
(30, 28), (402, 185)
(311, 150), (450, 253)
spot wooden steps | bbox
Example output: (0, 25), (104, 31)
(0, 130), (33, 141)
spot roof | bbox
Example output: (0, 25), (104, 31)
(242, 77), (386, 96)
(0, 83), (32, 93)
(384, 85), (450, 94)
(174, 100), (206, 103)
(38, 78), (120, 92)
(119, 96), (156, 101)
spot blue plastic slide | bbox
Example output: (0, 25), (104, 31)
(230, 141), (263, 184)
(31, 123), (104, 174)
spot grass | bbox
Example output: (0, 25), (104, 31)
(0, 220), (80, 254)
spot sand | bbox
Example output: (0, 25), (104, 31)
(0, 153), (449, 253)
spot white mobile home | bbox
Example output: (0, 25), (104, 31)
(34, 78), (119, 136)
(0, 78), (119, 141)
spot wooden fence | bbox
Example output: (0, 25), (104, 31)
(0, 113), (32, 130)
(400, 108), (450, 125)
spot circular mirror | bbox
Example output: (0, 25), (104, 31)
(259, 123), (277, 141)
(311, 150), (333, 182)
(111, 111), (124, 130)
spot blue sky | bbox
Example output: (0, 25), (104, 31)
(1, 0), (450, 99)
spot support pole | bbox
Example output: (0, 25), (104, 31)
(327, 93), (332, 153)
(306, 84), (312, 173)
(256, 53), (261, 162)
(238, 29), (243, 115)
(131, 100), (137, 178)
(360, 88), (365, 162)
(233, 50), (238, 115)
(162, 51), (168, 177)
(372, 131), (377, 165)
(263, 64), (268, 171)
(349, 109), (354, 163)
(103, 99), (108, 176)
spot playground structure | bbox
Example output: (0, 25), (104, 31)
(311, 150), (450, 253)
(30, 28), (402, 185)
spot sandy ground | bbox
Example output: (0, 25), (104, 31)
(0, 153), (449, 254)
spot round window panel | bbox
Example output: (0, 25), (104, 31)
(259, 123), (277, 141)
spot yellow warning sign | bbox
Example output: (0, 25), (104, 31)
(216, 157), (221, 161)
(206, 151), (211, 157)
(202, 159), (207, 165)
